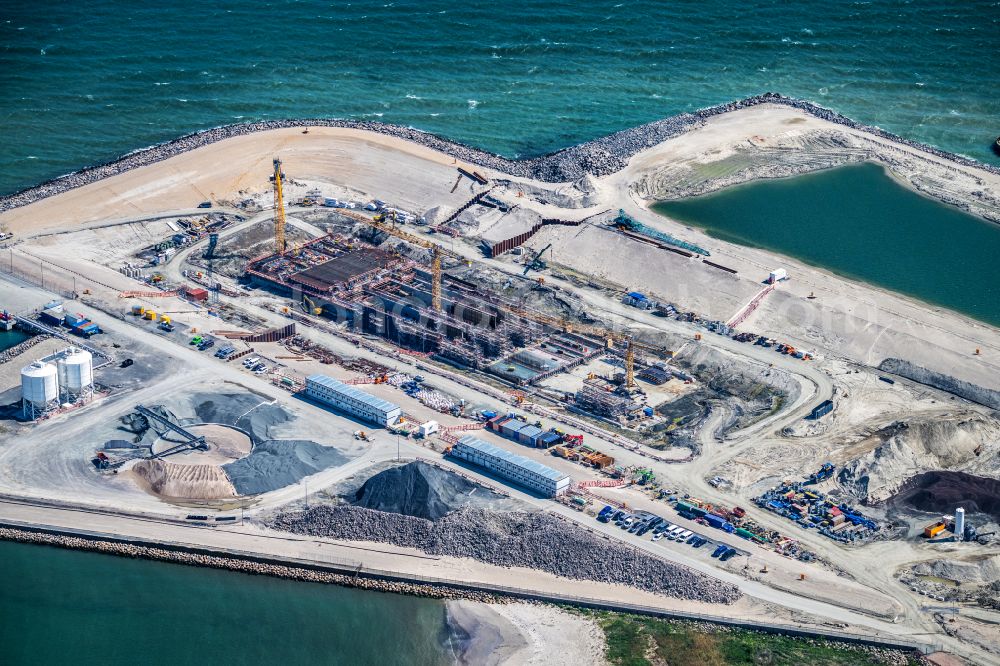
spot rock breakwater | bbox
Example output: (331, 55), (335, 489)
(3, 93), (997, 213)
(0, 525), (507, 603)
(269, 505), (742, 604)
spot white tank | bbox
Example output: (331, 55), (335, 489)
(56, 347), (93, 395)
(21, 361), (59, 406)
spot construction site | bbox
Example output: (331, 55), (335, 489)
(1, 105), (1000, 663)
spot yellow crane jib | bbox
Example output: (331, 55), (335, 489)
(270, 158), (287, 254)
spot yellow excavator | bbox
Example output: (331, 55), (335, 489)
(301, 295), (322, 316)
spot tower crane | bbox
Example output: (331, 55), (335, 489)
(270, 158), (287, 254)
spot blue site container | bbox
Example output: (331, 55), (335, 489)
(518, 425), (543, 446)
(537, 432), (561, 449)
(809, 400), (834, 420)
(39, 309), (64, 326)
(703, 514), (727, 529)
(501, 419), (530, 439)
(627, 292), (646, 300)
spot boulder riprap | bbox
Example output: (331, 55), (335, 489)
(269, 505), (742, 604)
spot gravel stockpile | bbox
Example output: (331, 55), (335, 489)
(269, 505), (742, 604)
(890, 471), (1000, 523)
(223, 440), (347, 495)
(4, 93), (997, 212)
(353, 461), (505, 521)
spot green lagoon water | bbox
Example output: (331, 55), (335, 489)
(653, 163), (1000, 327)
(0, 540), (452, 666)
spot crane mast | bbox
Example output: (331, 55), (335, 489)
(271, 158), (287, 254)
(625, 340), (636, 388)
(431, 247), (442, 311)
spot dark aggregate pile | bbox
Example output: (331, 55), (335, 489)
(353, 461), (503, 521)
(269, 505), (742, 604)
(223, 440), (347, 495)
(889, 471), (1000, 523)
(878, 358), (1000, 410)
(188, 392), (293, 443)
(4, 93), (997, 212)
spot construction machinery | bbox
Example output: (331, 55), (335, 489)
(270, 158), (287, 254)
(807, 462), (835, 484)
(135, 404), (208, 458)
(301, 295), (322, 316)
(523, 243), (551, 275)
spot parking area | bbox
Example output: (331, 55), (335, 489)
(596, 505), (747, 563)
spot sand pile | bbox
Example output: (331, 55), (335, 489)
(913, 555), (1000, 586)
(151, 424), (253, 466)
(131, 459), (237, 500)
(269, 505), (742, 604)
(223, 440), (347, 495)
(840, 415), (1000, 503)
(353, 461), (505, 521)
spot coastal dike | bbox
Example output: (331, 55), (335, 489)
(2, 92), (998, 215)
(0, 521), (931, 656)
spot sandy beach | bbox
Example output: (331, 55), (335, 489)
(445, 601), (607, 666)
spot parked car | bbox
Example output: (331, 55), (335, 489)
(120, 358), (134, 368)
(711, 545), (727, 558)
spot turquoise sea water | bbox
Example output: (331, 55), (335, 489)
(0, 540), (452, 666)
(2, 1), (999, 195)
(653, 163), (1000, 327)
(0, 328), (30, 352)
